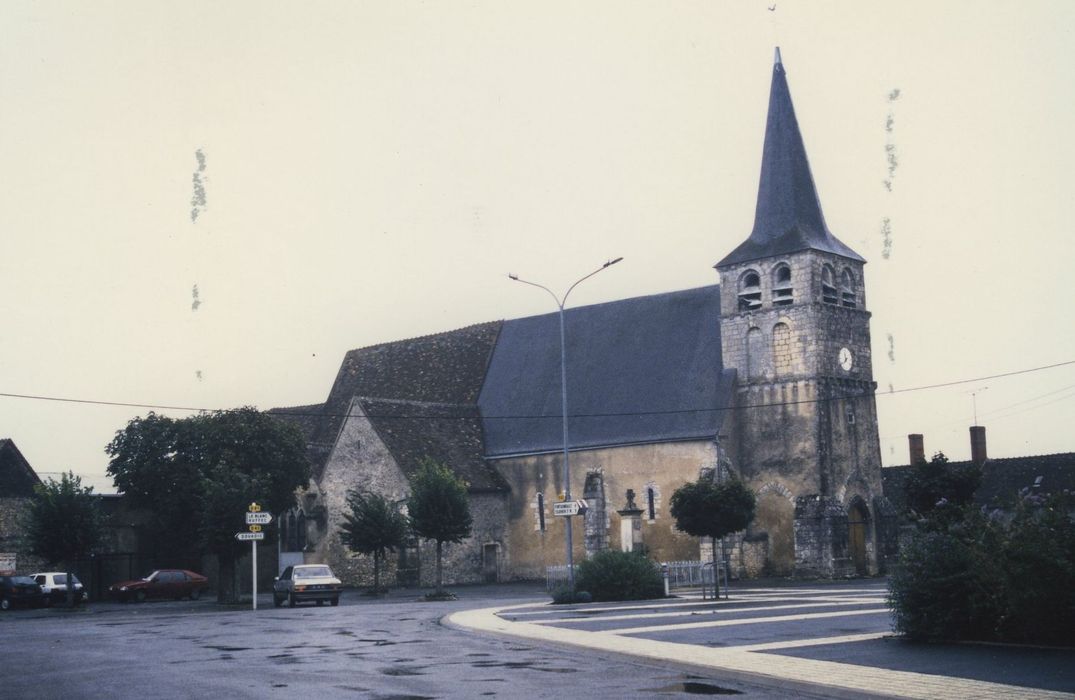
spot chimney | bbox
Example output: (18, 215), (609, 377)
(908, 434), (925, 464)
(970, 425), (987, 466)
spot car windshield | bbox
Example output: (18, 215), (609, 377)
(144, 571), (160, 581)
(294, 566), (332, 579)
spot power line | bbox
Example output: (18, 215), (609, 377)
(0, 359), (1072, 421)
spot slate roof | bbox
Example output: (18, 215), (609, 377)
(717, 49), (864, 268)
(358, 398), (508, 492)
(478, 285), (735, 458)
(882, 453), (1075, 511)
(0, 439), (42, 498)
(267, 403), (334, 476)
(274, 322), (502, 483)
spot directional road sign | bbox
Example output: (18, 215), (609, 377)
(553, 499), (589, 517)
(235, 531), (265, 541)
(245, 512), (272, 525)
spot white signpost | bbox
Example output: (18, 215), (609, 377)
(553, 499), (589, 517)
(236, 504), (271, 610)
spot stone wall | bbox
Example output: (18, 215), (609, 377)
(0, 497), (45, 573)
(491, 441), (718, 580)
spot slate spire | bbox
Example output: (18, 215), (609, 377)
(717, 49), (863, 268)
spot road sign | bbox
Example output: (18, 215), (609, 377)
(553, 499), (589, 517)
(235, 531), (265, 541)
(249, 524), (262, 533)
(248, 502), (261, 512)
(245, 512), (272, 525)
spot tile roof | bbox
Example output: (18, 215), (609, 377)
(716, 51), (863, 268)
(0, 438), (42, 498)
(358, 398), (508, 492)
(276, 322), (502, 483)
(478, 285), (734, 457)
(882, 453), (1075, 511)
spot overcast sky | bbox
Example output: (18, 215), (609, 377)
(2, 1), (1073, 492)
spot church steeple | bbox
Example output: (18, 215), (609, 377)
(717, 49), (863, 268)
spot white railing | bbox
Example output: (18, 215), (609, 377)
(545, 559), (729, 598)
(545, 564), (577, 591)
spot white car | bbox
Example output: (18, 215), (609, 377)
(273, 564), (342, 607)
(30, 572), (87, 606)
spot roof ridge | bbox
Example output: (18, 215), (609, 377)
(345, 320), (502, 355)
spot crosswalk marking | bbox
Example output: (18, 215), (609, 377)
(612, 607), (890, 635)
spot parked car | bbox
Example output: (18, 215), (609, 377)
(31, 572), (88, 606)
(0, 575), (47, 610)
(273, 564), (342, 607)
(109, 569), (208, 602)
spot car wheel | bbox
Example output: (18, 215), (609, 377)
(135, 590), (146, 603)
(288, 593), (296, 608)
(330, 597), (339, 607)
(316, 599), (323, 607)
(0, 597), (10, 611)
(273, 594), (282, 608)
(189, 588), (201, 601)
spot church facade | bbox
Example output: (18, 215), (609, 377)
(273, 51), (897, 587)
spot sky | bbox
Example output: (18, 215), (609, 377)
(2, 1), (1074, 493)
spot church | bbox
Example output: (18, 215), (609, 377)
(272, 50), (897, 587)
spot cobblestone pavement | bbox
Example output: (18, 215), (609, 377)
(447, 580), (1075, 699)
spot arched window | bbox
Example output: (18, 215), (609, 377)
(536, 493), (546, 532)
(841, 268), (857, 308)
(296, 511), (307, 551)
(821, 265), (838, 304)
(738, 270), (762, 311)
(746, 327), (765, 380)
(772, 264), (793, 306)
(285, 511), (298, 551)
(772, 322), (792, 375)
(646, 487), (656, 521)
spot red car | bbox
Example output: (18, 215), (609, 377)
(109, 569), (208, 602)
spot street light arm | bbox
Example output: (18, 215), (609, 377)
(508, 274), (562, 309)
(562, 256), (624, 307)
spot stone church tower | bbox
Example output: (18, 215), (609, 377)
(716, 49), (892, 576)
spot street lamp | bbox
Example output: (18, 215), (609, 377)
(508, 257), (623, 588)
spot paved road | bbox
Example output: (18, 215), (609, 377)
(449, 580), (1075, 699)
(3, 583), (819, 699)
(7, 580), (1073, 698)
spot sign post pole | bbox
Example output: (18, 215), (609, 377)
(244, 503), (271, 611)
(252, 538), (257, 610)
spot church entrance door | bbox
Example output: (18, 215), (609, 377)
(848, 502), (868, 575)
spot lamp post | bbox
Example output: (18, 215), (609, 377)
(508, 257), (623, 588)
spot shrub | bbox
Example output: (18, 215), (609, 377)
(574, 550), (664, 602)
(549, 586), (592, 605)
(888, 490), (1075, 646)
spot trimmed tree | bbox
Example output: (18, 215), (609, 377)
(340, 491), (409, 594)
(670, 474), (756, 598)
(24, 472), (104, 607)
(407, 459), (472, 596)
(106, 408), (310, 603)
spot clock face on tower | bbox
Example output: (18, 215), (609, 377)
(839, 347), (854, 372)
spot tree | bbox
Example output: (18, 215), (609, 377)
(106, 408), (310, 603)
(407, 459), (472, 596)
(340, 491), (409, 594)
(670, 474), (756, 598)
(903, 451), (981, 518)
(24, 472), (104, 607)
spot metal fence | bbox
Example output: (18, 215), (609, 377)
(545, 564), (576, 591)
(546, 559), (728, 598)
(663, 559), (729, 599)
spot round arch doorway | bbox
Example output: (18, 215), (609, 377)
(847, 500), (870, 576)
